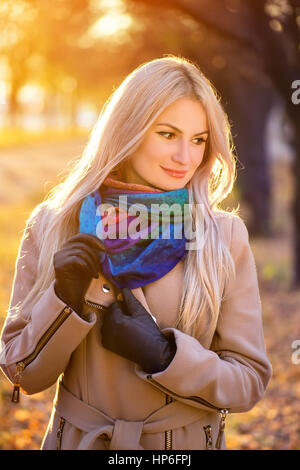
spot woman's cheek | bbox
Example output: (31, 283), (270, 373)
(192, 150), (205, 168)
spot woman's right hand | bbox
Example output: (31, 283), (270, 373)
(53, 233), (106, 315)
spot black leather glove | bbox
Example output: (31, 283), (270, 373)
(101, 287), (177, 374)
(53, 233), (106, 316)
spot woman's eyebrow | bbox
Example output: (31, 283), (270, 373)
(156, 123), (209, 136)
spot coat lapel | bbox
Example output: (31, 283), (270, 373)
(84, 259), (185, 330)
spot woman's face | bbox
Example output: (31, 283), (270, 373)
(121, 97), (209, 191)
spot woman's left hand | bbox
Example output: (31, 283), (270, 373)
(101, 288), (177, 374)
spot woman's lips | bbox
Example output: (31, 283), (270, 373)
(161, 166), (188, 178)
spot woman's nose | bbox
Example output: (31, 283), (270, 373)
(171, 139), (190, 166)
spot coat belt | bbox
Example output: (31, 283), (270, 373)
(54, 382), (208, 450)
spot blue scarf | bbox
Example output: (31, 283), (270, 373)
(79, 175), (190, 289)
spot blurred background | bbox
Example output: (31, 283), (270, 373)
(0, 0), (299, 450)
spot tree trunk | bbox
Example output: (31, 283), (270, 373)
(229, 76), (274, 235)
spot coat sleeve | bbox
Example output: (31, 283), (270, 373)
(134, 215), (273, 413)
(0, 205), (97, 396)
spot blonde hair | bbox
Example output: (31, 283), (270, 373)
(9, 55), (239, 342)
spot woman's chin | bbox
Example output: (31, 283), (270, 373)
(155, 181), (188, 191)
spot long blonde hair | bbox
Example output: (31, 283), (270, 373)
(9, 55), (238, 342)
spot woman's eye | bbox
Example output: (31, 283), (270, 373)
(157, 131), (174, 139)
(157, 132), (207, 145)
(194, 137), (207, 145)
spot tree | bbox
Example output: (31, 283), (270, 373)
(130, 0), (300, 287)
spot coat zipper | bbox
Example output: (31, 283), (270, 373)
(11, 305), (73, 403)
(215, 408), (228, 449)
(203, 425), (213, 449)
(147, 375), (229, 450)
(56, 417), (66, 450)
(84, 299), (107, 311)
(165, 394), (173, 450)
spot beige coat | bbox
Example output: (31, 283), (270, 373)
(0, 205), (272, 450)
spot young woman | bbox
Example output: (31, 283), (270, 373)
(0, 55), (272, 450)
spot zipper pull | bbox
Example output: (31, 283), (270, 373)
(203, 425), (213, 450)
(215, 409), (229, 449)
(11, 362), (25, 403)
(56, 417), (66, 450)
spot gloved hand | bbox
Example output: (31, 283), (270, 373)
(53, 233), (106, 315)
(101, 287), (177, 374)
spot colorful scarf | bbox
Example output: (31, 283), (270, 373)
(79, 172), (190, 289)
